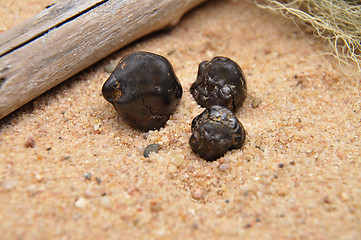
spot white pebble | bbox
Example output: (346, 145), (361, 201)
(74, 197), (88, 208)
(34, 173), (44, 182)
(219, 164), (229, 171)
(100, 196), (112, 209)
(94, 123), (101, 131)
(341, 192), (349, 201)
(171, 155), (184, 168)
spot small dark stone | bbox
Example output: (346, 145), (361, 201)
(102, 52), (183, 131)
(289, 160), (295, 165)
(279, 163), (285, 168)
(84, 173), (92, 180)
(189, 105), (246, 161)
(255, 145), (264, 151)
(190, 57), (247, 112)
(96, 177), (102, 184)
(144, 143), (160, 157)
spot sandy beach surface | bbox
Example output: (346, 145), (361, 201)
(0, 0), (360, 239)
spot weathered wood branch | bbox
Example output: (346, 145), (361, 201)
(0, 0), (206, 119)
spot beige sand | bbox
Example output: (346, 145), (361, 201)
(1, 0), (360, 239)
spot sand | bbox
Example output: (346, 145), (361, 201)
(0, 0), (360, 239)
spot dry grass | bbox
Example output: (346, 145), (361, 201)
(250, 0), (361, 73)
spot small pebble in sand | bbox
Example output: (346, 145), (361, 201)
(25, 137), (35, 148)
(95, 177), (102, 184)
(93, 123), (101, 131)
(341, 192), (350, 201)
(74, 197), (88, 208)
(251, 97), (262, 108)
(219, 163), (229, 171)
(279, 163), (285, 168)
(84, 173), (92, 180)
(34, 173), (44, 182)
(144, 144), (160, 158)
(171, 155), (184, 168)
(323, 196), (331, 204)
(103, 62), (118, 73)
(192, 188), (204, 200)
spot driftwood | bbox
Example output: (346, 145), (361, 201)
(0, 0), (206, 119)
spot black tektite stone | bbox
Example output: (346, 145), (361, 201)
(102, 52), (183, 131)
(190, 56), (247, 112)
(189, 105), (246, 161)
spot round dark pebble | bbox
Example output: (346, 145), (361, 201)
(189, 105), (246, 161)
(279, 163), (285, 168)
(102, 51), (183, 131)
(144, 143), (160, 157)
(190, 56), (247, 112)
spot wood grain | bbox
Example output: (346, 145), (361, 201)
(0, 0), (206, 119)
